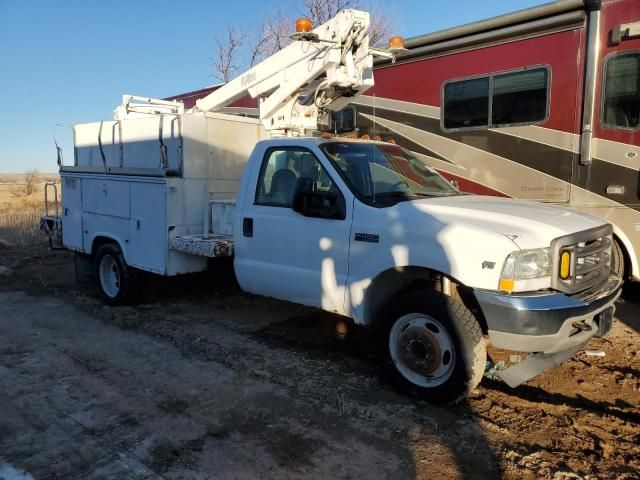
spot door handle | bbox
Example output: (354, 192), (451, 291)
(243, 217), (253, 237)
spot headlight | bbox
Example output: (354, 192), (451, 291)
(499, 248), (551, 292)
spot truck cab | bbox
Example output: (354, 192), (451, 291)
(231, 136), (620, 401)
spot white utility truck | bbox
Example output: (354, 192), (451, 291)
(42, 10), (622, 403)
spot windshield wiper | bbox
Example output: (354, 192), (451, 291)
(371, 191), (421, 204)
(376, 191), (455, 198)
(419, 191), (461, 197)
(374, 191), (420, 198)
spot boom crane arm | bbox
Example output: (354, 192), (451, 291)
(192, 9), (398, 136)
(113, 9), (402, 136)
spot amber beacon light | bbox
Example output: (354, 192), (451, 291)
(291, 18), (318, 41)
(296, 18), (313, 33)
(388, 36), (405, 49)
(387, 36), (409, 58)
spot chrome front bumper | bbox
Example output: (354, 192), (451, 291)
(474, 274), (622, 354)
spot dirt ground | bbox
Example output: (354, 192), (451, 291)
(0, 243), (638, 480)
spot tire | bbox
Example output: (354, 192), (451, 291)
(377, 289), (486, 404)
(94, 243), (137, 306)
(611, 238), (626, 280)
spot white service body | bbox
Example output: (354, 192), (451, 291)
(62, 112), (267, 275)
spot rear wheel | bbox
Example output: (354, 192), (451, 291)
(378, 289), (486, 404)
(95, 243), (137, 305)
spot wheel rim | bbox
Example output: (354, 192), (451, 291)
(99, 254), (121, 298)
(389, 313), (456, 388)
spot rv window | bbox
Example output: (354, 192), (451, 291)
(442, 66), (550, 131)
(492, 68), (548, 126)
(443, 77), (489, 129)
(602, 52), (640, 130)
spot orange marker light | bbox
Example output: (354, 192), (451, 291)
(296, 18), (313, 33)
(559, 251), (571, 279)
(389, 36), (405, 49)
(498, 278), (515, 292)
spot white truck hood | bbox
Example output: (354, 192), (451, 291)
(408, 194), (606, 250)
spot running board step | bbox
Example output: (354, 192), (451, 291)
(169, 234), (234, 258)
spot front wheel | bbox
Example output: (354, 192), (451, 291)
(378, 290), (486, 404)
(95, 243), (138, 306)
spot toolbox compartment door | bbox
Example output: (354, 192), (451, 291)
(129, 182), (167, 273)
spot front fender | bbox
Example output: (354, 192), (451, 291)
(345, 203), (517, 324)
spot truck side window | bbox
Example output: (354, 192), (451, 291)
(602, 51), (640, 130)
(255, 147), (337, 208)
(442, 66), (550, 131)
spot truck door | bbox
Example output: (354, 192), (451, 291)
(235, 145), (352, 314)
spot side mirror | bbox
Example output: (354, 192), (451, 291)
(292, 178), (346, 220)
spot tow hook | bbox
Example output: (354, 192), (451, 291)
(571, 320), (593, 333)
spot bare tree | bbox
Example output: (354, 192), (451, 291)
(368, 7), (395, 46)
(9, 169), (39, 198)
(213, 26), (246, 83)
(247, 1), (395, 66)
(23, 169), (39, 196)
(213, 0), (397, 77)
(249, 9), (293, 66)
(302, 0), (358, 24)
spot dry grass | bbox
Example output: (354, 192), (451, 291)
(0, 175), (60, 245)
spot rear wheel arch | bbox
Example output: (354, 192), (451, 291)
(91, 235), (127, 261)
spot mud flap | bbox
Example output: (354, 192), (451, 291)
(494, 344), (584, 388)
(74, 253), (95, 284)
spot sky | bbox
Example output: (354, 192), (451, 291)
(0, 0), (548, 173)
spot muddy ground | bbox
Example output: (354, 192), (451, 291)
(0, 244), (638, 480)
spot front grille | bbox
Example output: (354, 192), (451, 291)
(550, 224), (613, 295)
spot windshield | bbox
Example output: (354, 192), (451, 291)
(320, 141), (460, 205)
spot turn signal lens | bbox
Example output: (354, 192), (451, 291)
(498, 278), (515, 292)
(296, 18), (313, 33)
(559, 250), (571, 279)
(388, 36), (405, 49)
